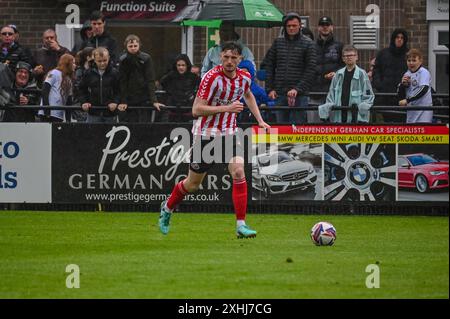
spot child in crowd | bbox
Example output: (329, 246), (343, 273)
(38, 53), (75, 122)
(397, 48), (433, 123)
(318, 45), (374, 123)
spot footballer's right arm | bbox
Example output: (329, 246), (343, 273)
(192, 97), (243, 117)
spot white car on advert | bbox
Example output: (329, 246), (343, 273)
(252, 151), (317, 198)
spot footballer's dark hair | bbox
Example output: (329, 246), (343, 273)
(221, 41), (242, 55)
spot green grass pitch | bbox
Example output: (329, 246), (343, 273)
(0, 211), (448, 298)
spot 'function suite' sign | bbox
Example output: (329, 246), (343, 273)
(94, 0), (188, 20)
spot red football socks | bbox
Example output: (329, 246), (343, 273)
(167, 180), (188, 211)
(232, 178), (247, 221)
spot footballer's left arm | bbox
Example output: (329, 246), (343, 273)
(243, 90), (271, 129)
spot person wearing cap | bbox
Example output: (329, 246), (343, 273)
(33, 29), (70, 88)
(2, 61), (39, 122)
(314, 16), (344, 94)
(201, 21), (255, 77)
(0, 25), (33, 72)
(262, 11), (317, 124)
(309, 16), (344, 123)
(7, 24), (34, 66)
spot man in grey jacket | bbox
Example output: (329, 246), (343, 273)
(262, 12), (317, 124)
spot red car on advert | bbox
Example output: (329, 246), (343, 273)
(398, 153), (449, 193)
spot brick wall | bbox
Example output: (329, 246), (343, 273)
(0, 0), (90, 51)
(404, 0), (429, 65)
(193, 0), (429, 71)
(1, 1), (430, 71)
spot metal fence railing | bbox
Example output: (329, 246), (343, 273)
(1, 104), (448, 124)
(1, 88), (448, 124)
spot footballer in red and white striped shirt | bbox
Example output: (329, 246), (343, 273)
(193, 64), (251, 136)
(192, 47), (269, 137)
(160, 42), (270, 239)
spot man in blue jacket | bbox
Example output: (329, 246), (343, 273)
(237, 59), (274, 122)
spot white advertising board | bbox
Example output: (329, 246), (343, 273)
(0, 123), (52, 203)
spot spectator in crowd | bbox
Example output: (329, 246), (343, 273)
(78, 47), (119, 123)
(33, 29), (70, 88)
(2, 61), (39, 122)
(160, 54), (200, 122)
(74, 47), (94, 94)
(0, 62), (14, 121)
(367, 56), (376, 83)
(72, 20), (93, 54)
(372, 28), (409, 121)
(81, 11), (118, 64)
(397, 49), (433, 123)
(0, 25), (32, 72)
(314, 16), (344, 94)
(72, 47), (94, 122)
(262, 11), (317, 124)
(309, 16), (344, 123)
(373, 29), (409, 93)
(38, 53), (75, 122)
(237, 59), (274, 122)
(118, 34), (164, 123)
(318, 45), (374, 123)
(8, 24), (34, 66)
(0, 61), (13, 88)
(301, 27), (314, 41)
(201, 21), (255, 77)
(191, 65), (201, 77)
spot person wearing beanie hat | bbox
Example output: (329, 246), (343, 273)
(2, 61), (39, 122)
(262, 11), (317, 124)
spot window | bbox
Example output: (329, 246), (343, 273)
(429, 22), (449, 93)
(438, 31), (449, 47)
(350, 16), (379, 50)
(398, 158), (409, 168)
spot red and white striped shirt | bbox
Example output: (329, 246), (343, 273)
(192, 65), (251, 136)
